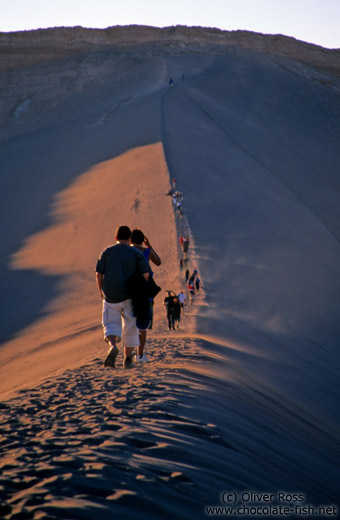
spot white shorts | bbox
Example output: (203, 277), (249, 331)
(102, 299), (139, 348)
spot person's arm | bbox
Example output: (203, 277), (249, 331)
(136, 248), (152, 281)
(144, 236), (161, 266)
(96, 272), (104, 299)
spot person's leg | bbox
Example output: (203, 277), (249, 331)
(137, 330), (147, 357)
(176, 313), (180, 329)
(102, 302), (122, 367)
(104, 342), (119, 367)
(121, 299), (139, 365)
(136, 301), (152, 361)
(167, 311), (171, 330)
(170, 311), (175, 329)
(124, 347), (136, 368)
(102, 301), (122, 342)
(106, 335), (120, 346)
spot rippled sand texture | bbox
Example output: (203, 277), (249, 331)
(1, 337), (219, 520)
(1, 332), (339, 519)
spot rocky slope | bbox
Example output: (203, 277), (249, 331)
(1, 25), (340, 72)
(0, 25), (339, 141)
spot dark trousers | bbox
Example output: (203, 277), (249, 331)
(167, 310), (175, 329)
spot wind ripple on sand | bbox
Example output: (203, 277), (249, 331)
(1, 334), (339, 518)
(0, 337), (236, 520)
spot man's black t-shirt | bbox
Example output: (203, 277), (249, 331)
(96, 243), (151, 303)
(164, 295), (175, 311)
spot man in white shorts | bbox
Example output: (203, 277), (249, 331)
(96, 225), (151, 368)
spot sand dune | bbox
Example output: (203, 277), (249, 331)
(1, 26), (340, 519)
(0, 142), (181, 399)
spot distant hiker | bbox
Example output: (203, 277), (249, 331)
(172, 179), (176, 191)
(173, 297), (181, 329)
(185, 269), (190, 283)
(188, 275), (196, 304)
(164, 291), (176, 330)
(183, 236), (189, 253)
(195, 276), (201, 292)
(180, 235), (188, 253)
(131, 229), (161, 363)
(96, 225), (151, 368)
(178, 291), (186, 309)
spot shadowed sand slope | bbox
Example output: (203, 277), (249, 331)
(1, 27), (340, 519)
(162, 53), (340, 348)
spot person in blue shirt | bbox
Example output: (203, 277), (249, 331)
(130, 228), (161, 362)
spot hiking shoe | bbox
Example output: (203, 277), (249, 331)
(104, 345), (119, 368)
(135, 354), (150, 363)
(124, 357), (133, 369)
